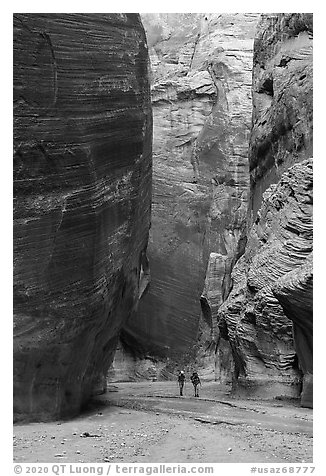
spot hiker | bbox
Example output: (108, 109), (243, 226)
(190, 371), (201, 397)
(177, 370), (186, 396)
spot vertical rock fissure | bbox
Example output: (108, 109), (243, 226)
(109, 13), (260, 382)
(189, 32), (201, 71)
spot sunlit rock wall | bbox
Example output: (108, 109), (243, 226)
(217, 14), (313, 406)
(13, 13), (152, 421)
(115, 13), (259, 374)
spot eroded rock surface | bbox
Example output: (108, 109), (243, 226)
(13, 13), (152, 421)
(217, 14), (313, 406)
(218, 160), (312, 402)
(249, 13), (313, 217)
(272, 254), (313, 407)
(115, 14), (260, 374)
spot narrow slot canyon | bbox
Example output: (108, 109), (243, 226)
(13, 13), (313, 464)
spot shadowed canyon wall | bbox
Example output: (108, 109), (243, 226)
(110, 13), (260, 380)
(216, 14), (313, 406)
(13, 13), (152, 421)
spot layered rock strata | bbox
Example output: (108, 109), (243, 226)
(116, 14), (260, 373)
(249, 13), (313, 217)
(217, 14), (313, 406)
(218, 159), (312, 400)
(272, 254), (313, 407)
(13, 13), (152, 421)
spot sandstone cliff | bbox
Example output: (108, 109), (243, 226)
(249, 13), (313, 217)
(13, 13), (152, 421)
(112, 14), (260, 378)
(217, 14), (313, 406)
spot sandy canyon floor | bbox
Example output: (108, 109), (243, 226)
(13, 381), (313, 464)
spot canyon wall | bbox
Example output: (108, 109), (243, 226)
(110, 13), (260, 379)
(13, 13), (152, 421)
(217, 14), (313, 406)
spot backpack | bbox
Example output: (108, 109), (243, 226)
(191, 373), (200, 385)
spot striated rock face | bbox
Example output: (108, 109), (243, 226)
(249, 13), (313, 217)
(218, 159), (313, 400)
(116, 14), (260, 372)
(272, 254), (313, 407)
(13, 13), (152, 421)
(217, 14), (313, 406)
